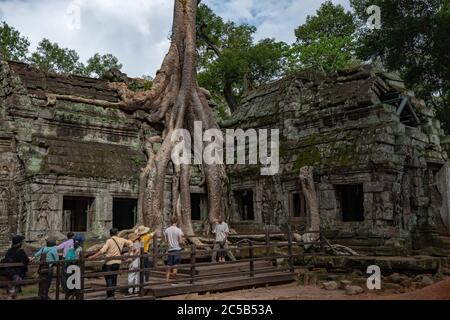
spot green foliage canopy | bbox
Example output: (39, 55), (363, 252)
(196, 4), (288, 111)
(0, 21), (30, 61)
(351, 0), (450, 132)
(287, 1), (357, 73)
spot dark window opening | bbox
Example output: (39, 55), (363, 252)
(63, 197), (94, 232)
(291, 192), (306, 218)
(234, 190), (255, 221)
(113, 198), (137, 230)
(336, 185), (364, 222)
(191, 193), (207, 221)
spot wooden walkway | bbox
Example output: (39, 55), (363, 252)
(146, 261), (295, 298)
(1, 228), (316, 300)
(82, 262), (295, 300)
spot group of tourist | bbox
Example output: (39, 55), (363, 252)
(1, 215), (230, 300)
(88, 225), (155, 298)
(0, 232), (85, 299)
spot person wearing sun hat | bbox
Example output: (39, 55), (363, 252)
(135, 225), (154, 282)
(1, 235), (30, 299)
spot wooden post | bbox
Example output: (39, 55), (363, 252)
(79, 254), (85, 300)
(249, 241), (254, 277)
(55, 261), (61, 300)
(190, 244), (196, 284)
(287, 226), (294, 273)
(152, 235), (158, 268)
(265, 228), (270, 257)
(37, 252), (48, 300)
(139, 244), (145, 296)
(319, 231), (324, 253)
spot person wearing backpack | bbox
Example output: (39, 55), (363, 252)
(89, 228), (133, 300)
(34, 237), (59, 300)
(56, 232), (75, 260)
(65, 234), (84, 261)
(62, 234), (84, 298)
(0, 235), (30, 299)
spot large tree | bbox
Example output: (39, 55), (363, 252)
(0, 24), (123, 78)
(0, 21), (30, 61)
(197, 4), (287, 112)
(351, 0), (450, 131)
(50, 1), (223, 237)
(110, 0), (227, 236)
(287, 1), (357, 73)
(30, 39), (86, 75)
(84, 53), (123, 78)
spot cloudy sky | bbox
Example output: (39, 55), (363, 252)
(0, 0), (351, 77)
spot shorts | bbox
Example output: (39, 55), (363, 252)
(167, 250), (181, 266)
(218, 242), (226, 259)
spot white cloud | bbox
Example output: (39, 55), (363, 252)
(0, 0), (173, 77)
(207, 0), (351, 43)
(0, 0), (351, 77)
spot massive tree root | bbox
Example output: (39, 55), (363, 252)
(112, 0), (227, 239)
(297, 166), (357, 255)
(298, 166), (321, 247)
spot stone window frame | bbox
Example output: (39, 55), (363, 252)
(232, 186), (257, 222)
(334, 183), (365, 223)
(283, 179), (310, 227)
(112, 196), (138, 230)
(60, 193), (96, 234)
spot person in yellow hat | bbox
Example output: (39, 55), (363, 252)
(134, 226), (154, 282)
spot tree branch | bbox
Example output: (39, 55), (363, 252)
(198, 22), (221, 57)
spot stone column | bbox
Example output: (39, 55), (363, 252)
(436, 162), (450, 235)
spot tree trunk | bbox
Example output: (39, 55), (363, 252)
(299, 166), (320, 245)
(223, 78), (239, 113)
(114, 0), (227, 233)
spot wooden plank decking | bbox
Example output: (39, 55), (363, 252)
(146, 271), (295, 298)
(82, 261), (295, 300)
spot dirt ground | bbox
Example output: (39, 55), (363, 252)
(163, 277), (450, 300)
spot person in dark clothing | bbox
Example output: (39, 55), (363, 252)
(0, 235), (30, 299)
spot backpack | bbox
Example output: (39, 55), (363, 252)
(65, 247), (77, 261)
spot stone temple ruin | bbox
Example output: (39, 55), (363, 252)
(1, 60), (450, 254)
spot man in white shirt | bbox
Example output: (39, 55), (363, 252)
(212, 216), (230, 263)
(164, 216), (184, 281)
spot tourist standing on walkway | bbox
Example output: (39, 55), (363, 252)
(62, 234), (85, 299)
(134, 225), (154, 282)
(34, 237), (59, 299)
(212, 216), (230, 263)
(164, 216), (184, 282)
(64, 234), (84, 261)
(0, 235), (30, 299)
(56, 232), (75, 259)
(127, 233), (141, 295)
(89, 228), (133, 300)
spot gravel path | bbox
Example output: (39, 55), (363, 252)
(163, 277), (450, 300)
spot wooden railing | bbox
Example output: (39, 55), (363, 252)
(0, 228), (325, 300)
